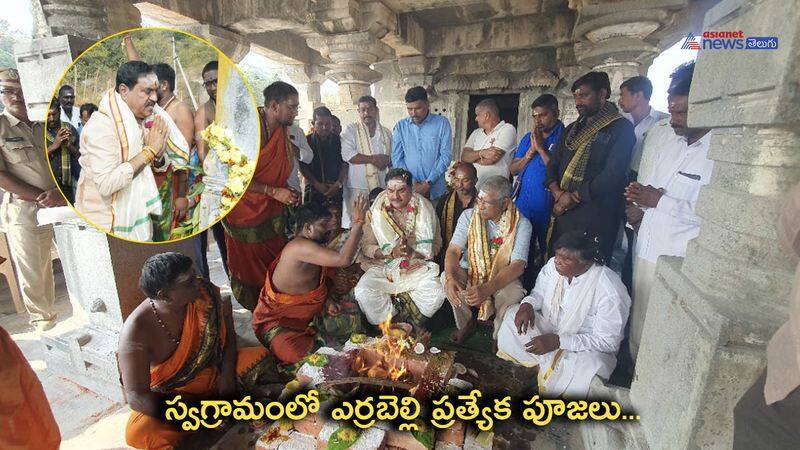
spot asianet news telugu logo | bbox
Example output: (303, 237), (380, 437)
(682, 31), (778, 50)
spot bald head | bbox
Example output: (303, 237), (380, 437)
(476, 98), (499, 118)
(453, 162), (478, 198)
(455, 161), (477, 180)
(475, 98), (500, 132)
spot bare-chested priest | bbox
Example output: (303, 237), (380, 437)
(252, 196), (367, 365)
(120, 252), (276, 449)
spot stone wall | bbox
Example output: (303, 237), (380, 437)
(630, 0), (800, 448)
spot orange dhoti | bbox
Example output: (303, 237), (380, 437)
(224, 123), (294, 311)
(125, 283), (274, 450)
(252, 258), (328, 365)
(0, 326), (61, 450)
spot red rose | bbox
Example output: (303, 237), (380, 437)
(492, 237), (504, 245)
(399, 260), (410, 269)
(145, 120), (154, 129)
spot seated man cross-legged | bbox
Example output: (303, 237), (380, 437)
(354, 168), (446, 338)
(442, 175), (531, 344)
(496, 232), (630, 398)
(120, 253), (276, 450)
(252, 197), (368, 366)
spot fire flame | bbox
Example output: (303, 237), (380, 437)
(353, 314), (413, 382)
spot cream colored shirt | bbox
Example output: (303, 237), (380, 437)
(75, 111), (166, 230)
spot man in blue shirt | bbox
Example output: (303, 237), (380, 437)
(392, 86), (452, 201)
(442, 176), (531, 344)
(509, 94), (565, 289)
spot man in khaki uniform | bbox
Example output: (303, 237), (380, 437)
(0, 68), (66, 331)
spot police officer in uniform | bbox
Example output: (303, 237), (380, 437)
(0, 68), (66, 332)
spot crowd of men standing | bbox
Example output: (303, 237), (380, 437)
(212, 60), (713, 397)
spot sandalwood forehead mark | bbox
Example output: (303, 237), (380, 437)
(388, 179), (406, 190)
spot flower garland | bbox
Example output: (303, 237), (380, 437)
(444, 160), (460, 190)
(200, 122), (256, 215)
(382, 194), (419, 269)
(488, 208), (512, 258)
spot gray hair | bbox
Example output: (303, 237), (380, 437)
(476, 98), (499, 118)
(480, 176), (512, 200)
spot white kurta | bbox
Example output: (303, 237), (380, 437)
(497, 258), (630, 398)
(623, 107), (669, 172)
(354, 193), (445, 325)
(287, 124), (313, 190)
(340, 121), (391, 228)
(464, 120), (517, 188)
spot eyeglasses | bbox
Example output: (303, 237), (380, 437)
(202, 78), (218, 88)
(0, 88), (23, 98)
(476, 196), (502, 206)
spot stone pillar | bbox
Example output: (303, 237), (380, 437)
(555, 46), (587, 124)
(41, 215), (196, 401)
(307, 32), (390, 113)
(34, 0), (140, 40)
(285, 64), (327, 130)
(20, 0), (141, 120)
(572, 8), (666, 100)
(178, 24), (251, 63)
(629, 0), (800, 448)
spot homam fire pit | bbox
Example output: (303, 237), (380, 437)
(254, 316), (487, 450)
(316, 318), (456, 400)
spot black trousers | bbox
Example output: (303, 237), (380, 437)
(733, 369), (800, 450)
(194, 221), (229, 280)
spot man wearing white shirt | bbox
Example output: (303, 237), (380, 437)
(625, 62), (713, 359)
(497, 232), (630, 398)
(57, 85), (82, 131)
(287, 122), (314, 191)
(617, 76), (669, 291)
(340, 95), (392, 228)
(618, 76), (669, 175)
(460, 99), (517, 188)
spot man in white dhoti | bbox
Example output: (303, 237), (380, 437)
(497, 232), (630, 398)
(340, 95), (392, 228)
(76, 61), (187, 241)
(442, 175), (531, 343)
(354, 168), (445, 335)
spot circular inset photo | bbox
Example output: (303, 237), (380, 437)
(45, 27), (260, 242)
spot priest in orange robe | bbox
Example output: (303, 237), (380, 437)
(223, 81), (302, 311)
(120, 252), (276, 450)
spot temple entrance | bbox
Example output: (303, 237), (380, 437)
(465, 93), (520, 139)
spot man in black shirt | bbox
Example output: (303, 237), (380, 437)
(300, 106), (347, 206)
(545, 71), (636, 261)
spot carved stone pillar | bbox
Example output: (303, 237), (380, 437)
(626, 0), (800, 448)
(572, 7), (666, 99)
(285, 64), (327, 129)
(307, 32), (390, 109)
(22, 0), (141, 120)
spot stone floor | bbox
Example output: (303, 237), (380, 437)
(1, 236), (583, 449)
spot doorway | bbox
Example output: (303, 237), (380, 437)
(466, 93), (520, 139)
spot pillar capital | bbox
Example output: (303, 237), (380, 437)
(307, 31), (391, 105)
(571, 8), (672, 94)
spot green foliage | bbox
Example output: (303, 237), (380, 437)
(0, 19), (28, 69)
(411, 426), (435, 450)
(326, 425), (361, 450)
(239, 66), (281, 103)
(69, 30), (217, 106)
